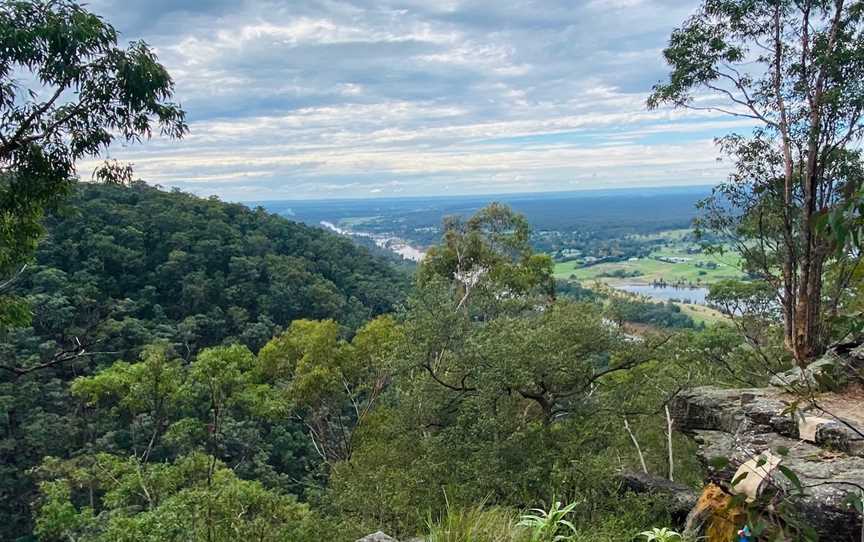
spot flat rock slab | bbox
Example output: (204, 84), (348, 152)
(672, 386), (864, 541)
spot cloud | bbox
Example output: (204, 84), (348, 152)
(80, 0), (740, 200)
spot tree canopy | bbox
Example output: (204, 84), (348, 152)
(650, 0), (864, 362)
(0, 182), (409, 538)
(0, 0), (186, 330)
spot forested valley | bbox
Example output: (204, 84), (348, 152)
(3, 181), (719, 541)
(3, 1), (864, 542)
(1, 181), (409, 538)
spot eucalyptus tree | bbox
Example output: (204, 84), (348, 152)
(0, 0), (187, 326)
(650, 0), (864, 362)
(419, 202), (556, 310)
(258, 316), (401, 465)
(406, 204), (667, 423)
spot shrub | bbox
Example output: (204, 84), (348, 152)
(426, 499), (527, 542)
(517, 500), (578, 542)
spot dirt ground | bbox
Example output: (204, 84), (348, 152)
(810, 384), (864, 427)
(779, 383), (864, 428)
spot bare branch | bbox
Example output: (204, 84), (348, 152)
(623, 416), (648, 474)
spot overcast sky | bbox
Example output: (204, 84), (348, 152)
(80, 0), (746, 201)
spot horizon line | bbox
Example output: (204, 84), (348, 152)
(242, 183), (717, 205)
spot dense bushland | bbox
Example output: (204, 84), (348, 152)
(0, 182), (408, 539)
(3, 188), (723, 541)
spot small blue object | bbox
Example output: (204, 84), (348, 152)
(737, 525), (752, 542)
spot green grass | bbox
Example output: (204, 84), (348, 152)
(678, 303), (728, 325)
(553, 231), (741, 326)
(554, 246), (744, 285)
(425, 502), (527, 542)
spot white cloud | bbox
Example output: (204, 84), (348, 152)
(81, 0), (739, 200)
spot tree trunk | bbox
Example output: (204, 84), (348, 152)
(793, 250), (826, 363)
(792, 0), (845, 364)
(782, 0), (844, 366)
(664, 405), (674, 482)
(623, 416), (648, 475)
(782, 250), (797, 353)
(773, 1), (799, 356)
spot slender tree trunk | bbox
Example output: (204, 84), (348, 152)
(773, 2), (799, 355)
(623, 416), (648, 474)
(795, 80), (821, 363)
(791, 0), (843, 364)
(664, 405), (674, 482)
(794, 251), (826, 362)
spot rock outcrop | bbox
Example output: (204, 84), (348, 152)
(618, 472), (700, 523)
(672, 385), (864, 540)
(769, 340), (864, 390)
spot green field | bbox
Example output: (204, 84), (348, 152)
(554, 245), (744, 285)
(678, 302), (729, 325)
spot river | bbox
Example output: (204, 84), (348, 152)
(320, 221), (426, 263)
(614, 283), (709, 305)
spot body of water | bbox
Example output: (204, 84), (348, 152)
(614, 283), (709, 305)
(320, 221), (426, 262)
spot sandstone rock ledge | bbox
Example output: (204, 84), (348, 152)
(672, 386), (864, 540)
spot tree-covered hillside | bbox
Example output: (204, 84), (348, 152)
(0, 182), (408, 538)
(14, 182), (408, 357)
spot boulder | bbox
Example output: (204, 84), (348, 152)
(618, 472), (699, 523)
(770, 342), (864, 391)
(769, 356), (838, 389)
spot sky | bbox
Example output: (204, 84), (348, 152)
(79, 0), (750, 201)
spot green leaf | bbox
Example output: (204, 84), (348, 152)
(777, 465), (803, 495)
(732, 471), (749, 487)
(843, 492), (864, 514)
(751, 521), (767, 536)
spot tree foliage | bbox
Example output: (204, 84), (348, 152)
(259, 316), (401, 465)
(0, 0), (187, 326)
(0, 197), (715, 541)
(650, 0), (864, 362)
(322, 205), (700, 537)
(34, 453), (322, 542)
(0, 183), (408, 539)
(420, 202), (555, 307)
(8, 182), (407, 365)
